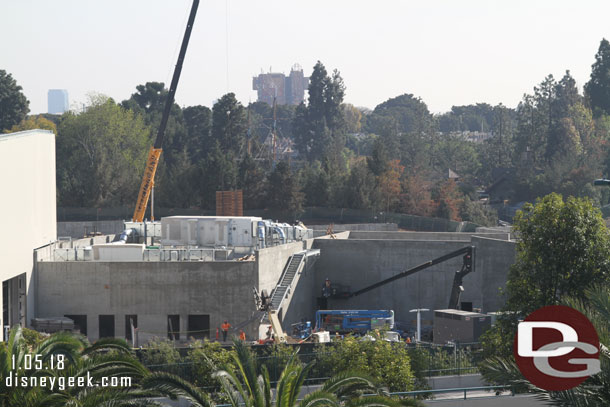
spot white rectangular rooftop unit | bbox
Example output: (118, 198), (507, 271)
(160, 216), (262, 252)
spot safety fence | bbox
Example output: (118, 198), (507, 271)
(407, 342), (481, 377)
(58, 206), (481, 233)
(139, 342), (482, 389)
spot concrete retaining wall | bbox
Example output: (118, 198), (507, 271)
(35, 260), (258, 342)
(57, 221), (124, 238)
(472, 236), (516, 312)
(256, 241), (307, 294)
(308, 223), (398, 232)
(311, 236), (515, 329)
(348, 231), (510, 241)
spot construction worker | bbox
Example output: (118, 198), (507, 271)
(265, 325), (274, 344)
(320, 278), (332, 309)
(221, 320), (231, 342)
(239, 329), (246, 341)
(406, 336), (412, 344)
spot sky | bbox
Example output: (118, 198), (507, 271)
(2, 0), (610, 115)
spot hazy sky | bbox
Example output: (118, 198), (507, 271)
(2, 0), (610, 115)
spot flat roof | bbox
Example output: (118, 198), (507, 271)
(162, 216), (263, 221)
(434, 309), (486, 317)
(0, 129), (54, 142)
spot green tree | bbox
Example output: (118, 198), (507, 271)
(188, 340), (237, 391)
(56, 95), (151, 207)
(197, 141), (239, 209)
(212, 93), (248, 156)
(459, 196), (498, 226)
(342, 103), (363, 134)
(238, 153), (267, 209)
(293, 61), (346, 162)
(585, 38), (610, 117)
(371, 94), (433, 135)
(507, 193), (610, 312)
(316, 336), (416, 393)
(121, 81), (188, 166)
(0, 70), (29, 132)
(266, 161), (304, 213)
(183, 104), (213, 162)
(437, 103), (495, 133)
(344, 159), (377, 210)
(6, 115), (57, 134)
(481, 193), (610, 357)
(300, 161), (330, 207)
(431, 134), (480, 180)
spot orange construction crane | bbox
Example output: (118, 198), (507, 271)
(132, 0), (199, 222)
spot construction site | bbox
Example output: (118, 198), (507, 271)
(21, 201), (517, 345)
(0, 1), (517, 345)
(0, 126), (515, 344)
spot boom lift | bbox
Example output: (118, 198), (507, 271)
(132, 0), (199, 222)
(253, 288), (288, 344)
(342, 246), (475, 309)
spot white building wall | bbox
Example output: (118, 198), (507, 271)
(0, 130), (56, 334)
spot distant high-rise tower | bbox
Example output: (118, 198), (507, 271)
(48, 89), (69, 114)
(252, 64), (309, 106)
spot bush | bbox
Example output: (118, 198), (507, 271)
(188, 340), (236, 390)
(315, 335), (415, 392)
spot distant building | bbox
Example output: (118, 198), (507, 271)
(48, 89), (69, 114)
(253, 64), (309, 105)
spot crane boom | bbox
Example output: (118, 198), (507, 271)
(348, 246), (474, 309)
(133, 0), (200, 222)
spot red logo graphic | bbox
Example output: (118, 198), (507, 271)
(514, 305), (600, 391)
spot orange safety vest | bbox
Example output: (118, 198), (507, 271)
(239, 331), (246, 341)
(221, 323), (231, 332)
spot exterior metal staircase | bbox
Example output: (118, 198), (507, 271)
(271, 252), (305, 311)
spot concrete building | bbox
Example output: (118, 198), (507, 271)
(48, 89), (69, 114)
(253, 64), (309, 106)
(34, 221), (515, 344)
(35, 232), (315, 343)
(0, 130), (56, 338)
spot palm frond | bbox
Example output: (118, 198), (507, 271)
(141, 371), (213, 407)
(83, 337), (134, 356)
(298, 390), (339, 407)
(322, 371), (382, 398)
(214, 368), (252, 407)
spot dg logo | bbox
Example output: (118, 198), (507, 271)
(514, 305), (601, 391)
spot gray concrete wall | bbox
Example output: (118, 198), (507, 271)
(256, 241), (308, 294)
(35, 260), (258, 343)
(57, 221), (125, 239)
(281, 258), (317, 329)
(311, 237), (515, 329)
(472, 236), (516, 312)
(308, 223), (398, 232)
(348, 231), (510, 241)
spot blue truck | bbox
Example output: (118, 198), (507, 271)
(315, 310), (394, 334)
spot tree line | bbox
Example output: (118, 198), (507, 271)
(4, 38), (610, 224)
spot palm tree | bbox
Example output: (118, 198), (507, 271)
(480, 285), (610, 406)
(0, 326), (160, 407)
